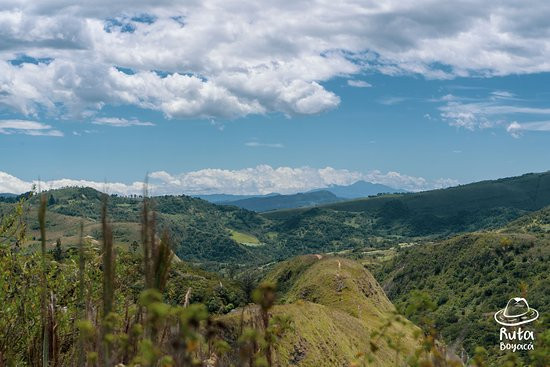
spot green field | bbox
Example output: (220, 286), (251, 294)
(228, 228), (262, 246)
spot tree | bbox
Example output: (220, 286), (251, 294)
(53, 238), (63, 261)
(48, 194), (56, 206)
(130, 240), (139, 253)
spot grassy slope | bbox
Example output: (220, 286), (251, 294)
(223, 256), (420, 366)
(229, 229), (262, 246)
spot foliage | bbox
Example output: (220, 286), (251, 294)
(377, 231), (550, 365)
(0, 194), (263, 366)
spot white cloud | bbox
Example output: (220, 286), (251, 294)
(438, 93), (550, 132)
(507, 120), (550, 138)
(378, 96), (408, 105)
(0, 119), (63, 136)
(490, 90), (516, 100)
(0, 165), (459, 195)
(1, 1), (550, 120)
(245, 141), (284, 148)
(92, 117), (155, 127)
(347, 80), (372, 88)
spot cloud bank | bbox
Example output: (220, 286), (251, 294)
(0, 165), (458, 196)
(1, 1), (550, 120)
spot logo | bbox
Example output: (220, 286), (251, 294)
(495, 297), (539, 353)
(494, 297), (539, 326)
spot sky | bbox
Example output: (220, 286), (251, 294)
(1, 0), (549, 195)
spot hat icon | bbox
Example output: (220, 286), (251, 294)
(494, 297), (539, 326)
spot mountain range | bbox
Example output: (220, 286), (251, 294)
(197, 180), (404, 212)
(219, 190), (342, 212)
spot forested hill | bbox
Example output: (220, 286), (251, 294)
(264, 171), (550, 236)
(323, 171), (550, 214)
(0, 187), (270, 265)
(375, 223), (549, 364)
(370, 192), (550, 364)
(6, 187), (379, 266)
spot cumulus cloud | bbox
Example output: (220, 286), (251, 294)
(0, 119), (63, 136)
(1, 1), (550, 120)
(0, 165), (458, 196)
(92, 117), (155, 127)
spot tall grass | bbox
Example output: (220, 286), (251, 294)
(38, 194), (50, 367)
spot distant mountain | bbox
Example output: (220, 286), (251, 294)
(194, 193), (264, 203)
(196, 180), (402, 208)
(222, 190), (343, 212)
(313, 180), (405, 199)
(0, 193), (17, 198)
(322, 171), (550, 214)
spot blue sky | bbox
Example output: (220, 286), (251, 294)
(1, 1), (549, 195)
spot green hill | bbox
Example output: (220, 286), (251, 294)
(222, 256), (420, 366)
(265, 171), (550, 237)
(502, 205), (550, 235)
(375, 226), (550, 363)
(9, 187), (270, 265)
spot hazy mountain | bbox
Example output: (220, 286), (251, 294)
(0, 193), (17, 198)
(196, 180), (403, 209)
(221, 190), (343, 212)
(314, 180), (406, 199)
(198, 181), (406, 210)
(194, 193), (277, 203)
